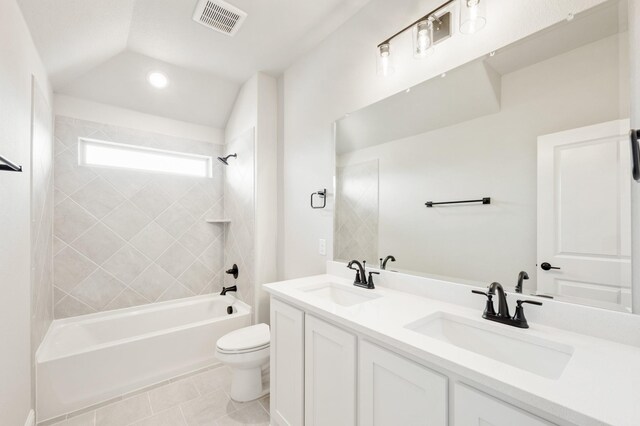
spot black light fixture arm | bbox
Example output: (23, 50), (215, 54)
(377, 0), (455, 47)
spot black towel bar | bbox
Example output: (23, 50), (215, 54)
(0, 155), (22, 172)
(425, 197), (490, 207)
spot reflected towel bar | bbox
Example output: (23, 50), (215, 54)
(425, 197), (490, 207)
(0, 155), (22, 172)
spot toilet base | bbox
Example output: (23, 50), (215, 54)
(229, 366), (269, 402)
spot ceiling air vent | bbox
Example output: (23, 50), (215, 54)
(192, 0), (247, 36)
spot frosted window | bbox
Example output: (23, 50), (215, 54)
(79, 138), (212, 178)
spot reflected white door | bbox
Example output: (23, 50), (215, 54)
(537, 119), (631, 311)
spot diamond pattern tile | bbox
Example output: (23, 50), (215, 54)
(157, 242), (196, 278)
(53, 117), (226, 318)
(70, 176), (126, 219)
(71, 223), (125, 265)
(70, 269), (127, 310)
(53, 247), (98, 293)
(102, 245), (151, 285)
(54, 197), (97, 244)
(130, 264), (176, 302)
(103, 201), (152, 240)
(130, 222), (175, 261)
(156, 203), (196, 239)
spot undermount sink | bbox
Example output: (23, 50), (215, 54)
(405, 312), (574, 379)
(299, 282), (381, 307)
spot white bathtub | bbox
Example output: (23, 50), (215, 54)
(36, 294), (251, 422)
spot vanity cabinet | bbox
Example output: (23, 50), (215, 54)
(453, 384), (552, 426)
(358, 340), (447, 426)
(270, 299), (305, 426)
(270, 298), (554, 426)
(304, 315), (357, 426)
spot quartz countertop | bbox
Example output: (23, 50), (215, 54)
(264, 274), (640, 426)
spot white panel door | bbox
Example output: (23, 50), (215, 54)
(537, 119), (631, 310)
(453, 383), (552, 426)
(270, 299), (305, 426)
(305, 315), (356, 426)
(358, 340), (447, 426)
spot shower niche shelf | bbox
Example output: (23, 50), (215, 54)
(206, 218), (232, 224)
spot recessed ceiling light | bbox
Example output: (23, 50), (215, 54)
(147, 71), (169, 89)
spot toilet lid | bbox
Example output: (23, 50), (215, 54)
(217, 323), (270, 352)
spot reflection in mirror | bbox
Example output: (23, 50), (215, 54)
(334, 0), (632, 312)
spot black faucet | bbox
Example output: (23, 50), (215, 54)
(515, 271), (529, 293)
(347, 260), (377, 289)
(380, 255), (396, 270)
(472, 282), (542, 328)
(221, 285), (237, 296)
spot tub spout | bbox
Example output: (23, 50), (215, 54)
(221, 285), (237, 296)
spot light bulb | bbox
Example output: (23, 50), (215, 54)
(413, 20), (434, 59)
(377, 43), (394, 76)
(147, 71), (169, 89)
(460, 0), (487, 34)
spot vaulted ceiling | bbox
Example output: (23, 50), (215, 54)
(18, 0), (371, 128)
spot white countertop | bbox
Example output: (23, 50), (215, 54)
(264, 274), (640, 426)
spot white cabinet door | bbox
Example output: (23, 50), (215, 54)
(453, 383), (553, 426)
(270, 299), (305, 426)
(305, 315), (357, 426)
(358, 340), (447, 426)
(537, 120), (632, 310)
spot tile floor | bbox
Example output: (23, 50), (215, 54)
(39, 366), (270, 426)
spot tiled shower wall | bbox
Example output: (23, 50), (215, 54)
(335, 159), (379, 265)
(223, 128), (255, 308)
(53, 116), (225, 318)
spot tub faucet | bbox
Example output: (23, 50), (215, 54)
(515, 271), (529, 293)
(221, 285), (237, 296)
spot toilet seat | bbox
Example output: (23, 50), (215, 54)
(216, 323), (270, 354)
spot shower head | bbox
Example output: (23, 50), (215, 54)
(217, 153), (237, 165)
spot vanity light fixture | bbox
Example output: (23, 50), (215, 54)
(147, 71), (169, 89)
(376, 0), (487, 76)
(377, 43), (394, 76)
(459, 0), (487, 34)
(413, 19), (434, 58)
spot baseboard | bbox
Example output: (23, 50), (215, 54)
(24, 409), (35, 426)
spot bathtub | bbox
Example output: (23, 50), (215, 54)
(36, 294), (251, 422)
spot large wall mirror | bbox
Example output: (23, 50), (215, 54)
(334, 0), (633, 313)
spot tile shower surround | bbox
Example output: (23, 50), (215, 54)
(335, 159), (379, 265)
(53, 117), (227, 318)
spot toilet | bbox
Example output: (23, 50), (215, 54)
(215, 323), (270, 402)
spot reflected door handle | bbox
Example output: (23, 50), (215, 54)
(540, 262), (561, 271)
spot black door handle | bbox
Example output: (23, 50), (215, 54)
(540, 262), (560, 271)
(630, 129), (640, 182)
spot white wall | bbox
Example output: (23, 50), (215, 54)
(280, 0), (607, 280)
(0, 0), (52, 424)
(224, 73), (278, 324)
(54, 94), (223, 144)
(337, 33), (627, 290)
